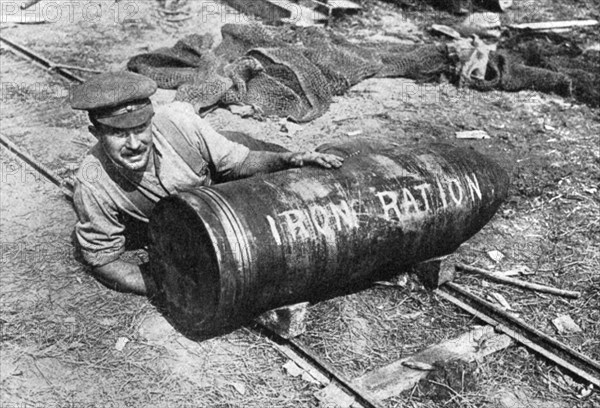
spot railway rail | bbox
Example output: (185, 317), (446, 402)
(1, 34), (598, 407)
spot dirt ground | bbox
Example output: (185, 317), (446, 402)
(1, 0), (599, 407)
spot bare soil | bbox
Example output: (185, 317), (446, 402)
(1, 0), (598, 407)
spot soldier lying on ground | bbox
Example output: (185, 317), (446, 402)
(70, 72), (343, 295)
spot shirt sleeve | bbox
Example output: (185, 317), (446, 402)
(157, 102), (250, 176)
(73, 180), (126, 267)
(195, 121), (251, 176)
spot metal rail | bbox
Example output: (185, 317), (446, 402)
(287, 335), (385, 408)
(0, 35), (85, 83)
(0, 132), (74, 199)
(438, 282), (600, 388)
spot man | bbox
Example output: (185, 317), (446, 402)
(71, 72), (343, 296)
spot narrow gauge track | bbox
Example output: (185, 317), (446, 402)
(1, 34), (599, 406)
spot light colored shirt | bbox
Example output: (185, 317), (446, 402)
(73, 102), (250, 266)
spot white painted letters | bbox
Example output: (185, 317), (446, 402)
(376, 191), (401, 221)
(414, 183), (431, 212)
(266, 174), (483, 244)
(466, 173), (482, 201)
(280, 210), (310, 240)
(448, 179), (464, 205)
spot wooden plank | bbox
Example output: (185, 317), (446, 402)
(352, 326), (512, 401)
(312, 0), (363, 11)
(509, 19), (598, 31)
(221, 0), (290, 22)
(221, 0), (328, 25)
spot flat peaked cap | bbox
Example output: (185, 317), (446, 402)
(70, 72), (158, 128)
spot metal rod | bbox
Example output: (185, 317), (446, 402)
(255, 323), (384, 408)
(0, 132), (73, 199)
(455, 263), (581, 299)
(437, 282), (600, 387)
(287, 337), (386, 408)
(0, 35), (85, 83)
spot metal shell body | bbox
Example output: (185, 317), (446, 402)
(148, 141), (509, 339)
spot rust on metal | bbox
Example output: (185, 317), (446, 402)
(148, 140), (510, 339)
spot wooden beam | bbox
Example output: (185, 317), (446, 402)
(509, 19), (598, 31)
(221, 0), (328, 25)
(352, 325), (512, 400)
(311, 0), (362, 12)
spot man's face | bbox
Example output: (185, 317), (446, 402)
(95, 120), (153, 172)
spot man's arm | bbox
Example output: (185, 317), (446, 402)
(73, 180), (151, 296)
(228, 150), (344, 179)
(92, 260), (147, 295)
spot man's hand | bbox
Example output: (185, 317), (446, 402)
(229, 150), (344, 180)
(288, 151), (344, 169)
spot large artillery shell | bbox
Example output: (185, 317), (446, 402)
(148, 141), (509, 339)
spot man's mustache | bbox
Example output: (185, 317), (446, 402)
(122, 148), (147, 157)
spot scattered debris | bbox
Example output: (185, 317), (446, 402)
(498, 265), (534, 277)
(460, 36), (496, 83)
(230, 381), (246, 395)
(508, 20), (599, 32)
(315, 383), (355, 408)
(580, 384), (594, 398)
(456, 130), (491, 139)
(457, 12), (502, 38)
(487, 250), (505, 262)
(400, 311), (424, 320)
(552, 315), (583, 334)
(272, 343), (330, 386)
(279, 119), (303, 137)
(431, 24), (462, 39)
(229, 105), (256, 118)
(115, 337), (129, 352)
(489, 292), (513, 311)
(283, 360), (304, 377)
(583, 43), (600, 56)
